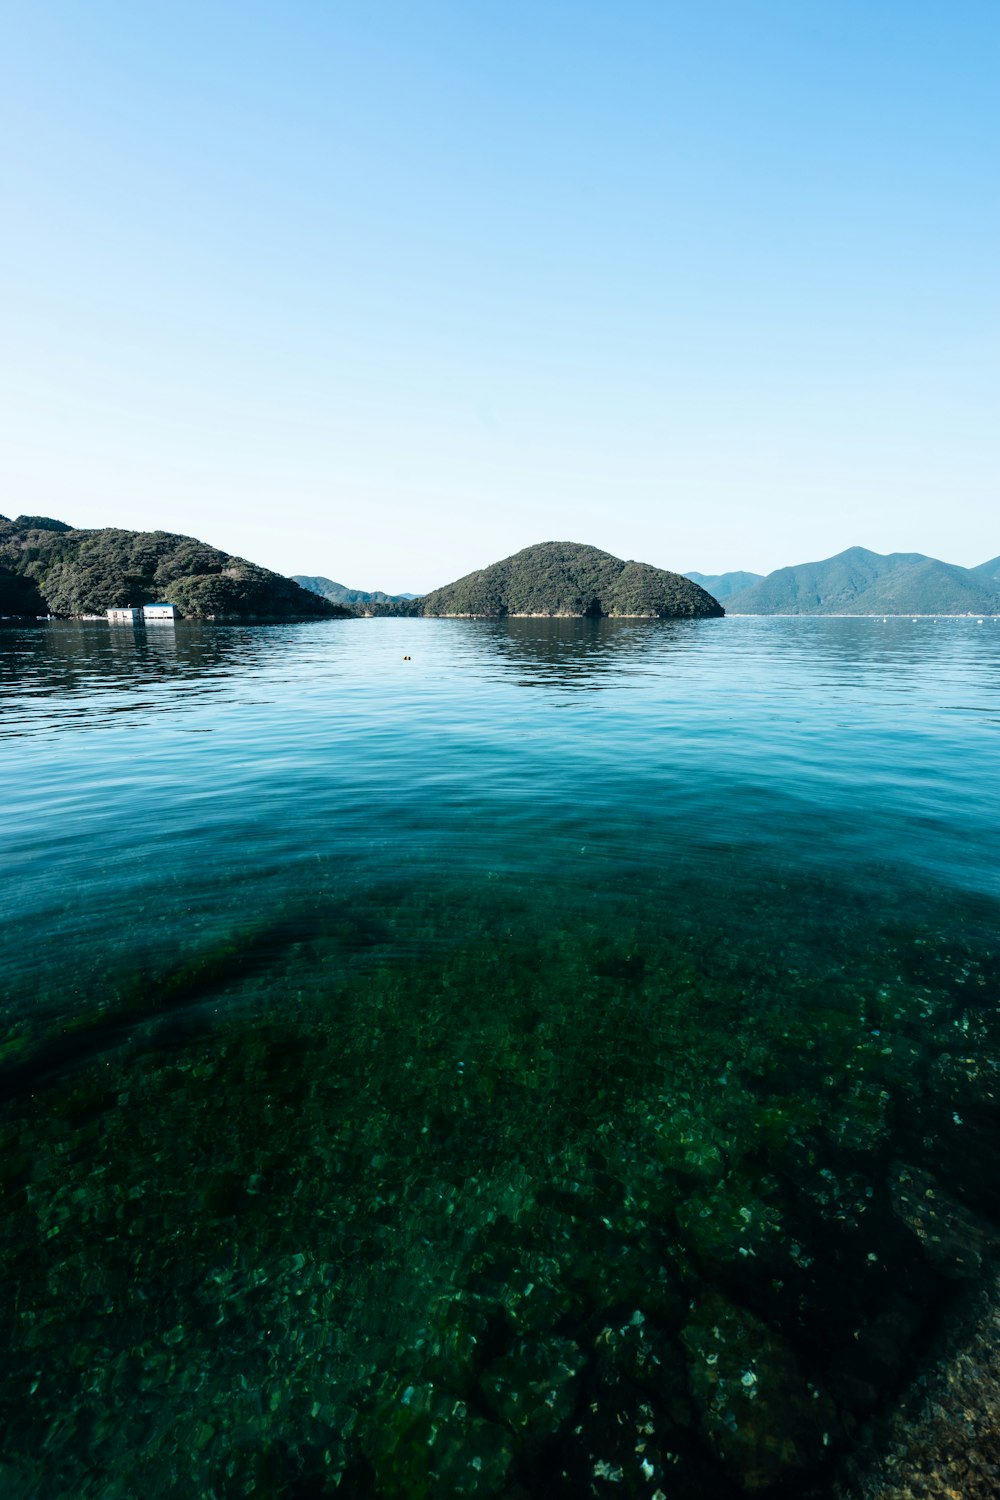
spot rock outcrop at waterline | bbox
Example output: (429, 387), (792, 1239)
(0, 515), (349, 621)
(419, 541), (724, 619)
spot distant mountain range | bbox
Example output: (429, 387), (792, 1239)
(684, 570), (764, 601)
(290, 575), (419, 607)
(295, 544), (1000, 619)
(685, 547), (1000, 615)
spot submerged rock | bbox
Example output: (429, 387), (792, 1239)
(655, 1107), (728, 1183)
(675, 1172), (788, 1273)
(681, 1293), (839, 1493)
(359, 1380), (515, 1499)
(560, 1387), (688, 1499)
(479, 1336), (585, 1443)
(592, 1311), (693, 1429)
(554, 1310), (726, 1496)
(889, 1162), (1000, 1279)
(419, 1295), (494, 1392)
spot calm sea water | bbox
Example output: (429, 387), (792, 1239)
(2, 615), (999, 1499)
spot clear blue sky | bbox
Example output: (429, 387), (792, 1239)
(2, 2), (997, 590)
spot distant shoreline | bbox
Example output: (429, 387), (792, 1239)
(724, 612), (1000, 619)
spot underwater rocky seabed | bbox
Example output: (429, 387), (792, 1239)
(1, 617), (999, 1498)
(3, 860), (999, 1499)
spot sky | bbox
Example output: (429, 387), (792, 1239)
(1, 2), (998, 592)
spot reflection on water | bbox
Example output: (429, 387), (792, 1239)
(1, 617), (999, 1498)
(0, 621), (276, 733)
(462, 616), (705, 687)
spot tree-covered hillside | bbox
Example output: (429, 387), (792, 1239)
(726, 547), (1000, 615)
(0, 516), (349, 620)
(420, 542), (723, 618)
(971, 555), (1000, 587)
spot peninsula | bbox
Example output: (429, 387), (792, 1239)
(0, 516), (347, 621)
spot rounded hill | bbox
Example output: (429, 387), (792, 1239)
(419, 542), (724, 619)
(0, 515), (349, 621)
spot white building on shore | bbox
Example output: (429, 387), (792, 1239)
(105, 603), (178, 624)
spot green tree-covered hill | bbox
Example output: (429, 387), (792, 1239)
(726, 547), (1000, 615)
(0, 516), (349, 620)
(419, 542), (723, 618)
(970, 555), (1000, 588)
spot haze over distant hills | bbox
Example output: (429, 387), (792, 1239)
(970, 555), (1000, 588)
(290, 575), (418, 607)
(684, 570), (764, 601)
(686, 548), (1000, 615)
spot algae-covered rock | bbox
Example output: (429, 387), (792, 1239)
(564, 1314), (741, 1499)
(932, 1049), (1000, 1110)
(464, 1248), (581, 1341)
(681, 1293), (839, 1492)
(781, 1160), (875, 1227)
(479, 1335), (585, 1443)
(675, 1173), (788, 1273)
(889, 1161), (1000, 1279)
(652, 1107), (727, 1183)
(560, 1387), (685, 1498)
(359, 1380), (515, 1499)
(592, 1310), (693, 1429)
(821, 1076), (893, 1154)
(418, 1295), (494, 1393)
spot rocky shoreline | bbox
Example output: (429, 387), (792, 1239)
(835, 1268), (1000, 1499)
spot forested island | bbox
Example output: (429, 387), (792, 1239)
(419, 542), (722, 617)
(0, 516), (348, 621)
(327, 542), (723, 619)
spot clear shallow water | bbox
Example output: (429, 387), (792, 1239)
(1, 615), (999, 1498)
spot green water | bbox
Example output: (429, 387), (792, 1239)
(1, 615), (999, 1497)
